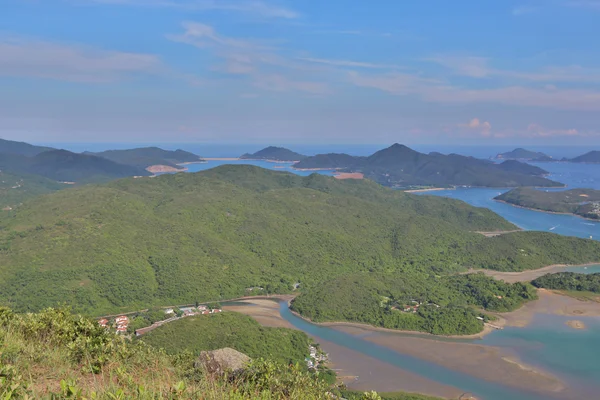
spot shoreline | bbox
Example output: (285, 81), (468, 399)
(403, 187), (451, 193)
(494, 199), (600, 223)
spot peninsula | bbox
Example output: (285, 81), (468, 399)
(495, 187), (600, 220)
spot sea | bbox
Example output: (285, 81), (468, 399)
(50, 142), (600, 399)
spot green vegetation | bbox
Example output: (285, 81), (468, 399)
(0, 149), (149, 183)
(0, 165), (598, 317)
(0, 170), (66, 210)
(86, 147), (202, 169)
(532, 272), (600, 292)
(128, 307), (173, 333)
(495, 148), (552, 161)
(291, 272), (537, 335)
(336, 389), (444, 400)
(240, 146), (306, 161)
(141, 312), (311, 364)
(294, 143), (561, 188)
(1, 306), (397, 399)
(496, 187), (600, 220)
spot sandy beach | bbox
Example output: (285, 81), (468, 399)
(474, 229), (522, 237)
(333, 172), (364, 180)
(404, 187), (450, 193)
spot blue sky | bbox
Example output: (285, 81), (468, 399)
(1, 0), (599, 145)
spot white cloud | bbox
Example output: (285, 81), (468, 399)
(460, 118), (492, 132)
(168, 22), (329, 94)
(0, 36), (160, 82)
(85, 0), (299, 18)
(298, 57), (399, 69)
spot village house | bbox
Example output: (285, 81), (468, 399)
(197, 305), (207, 311)
(115, 315), (129, 324)
(164, 308), (174, 314)
(98, 319), (108, 327)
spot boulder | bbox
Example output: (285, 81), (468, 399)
(194, 347), (251, 375)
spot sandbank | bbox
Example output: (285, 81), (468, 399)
(146, 165), (187, 173)
(471, 263), (600, 283)
(474, 229), (522, 237)
(404, 187), (449, 193)
(565, 320), (586, 329)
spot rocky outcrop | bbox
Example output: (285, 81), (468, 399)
(194, 348), (251, 375)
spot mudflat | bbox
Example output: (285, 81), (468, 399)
(332, 325), (564, 396)
(223, 299), (294, 329)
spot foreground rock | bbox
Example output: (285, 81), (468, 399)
(195, 348), (251, 375)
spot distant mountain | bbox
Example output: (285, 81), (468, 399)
(570, 151), (600, 163)
(85, 147), (203, 170)
(240, 146), (306, 161)
(0, 149), (150, 183)
(495, 148), (553, 161)
(295, 144), (562, 188)
(0, 138), (55, 157)
(495, 160), (548, 176)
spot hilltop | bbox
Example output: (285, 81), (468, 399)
(0, 138), (55, 157)
(495, 187), (600, 220)
(240, 146), (307, 161)
(1, 165), (599, 321)
(294, 144), (560, 188)
(86, 147), (203, 171)
(495, 148), (553, 161)
(0, 149), (150, 183)
(570, 150), (600, 163)
(494, 160), (548, 176)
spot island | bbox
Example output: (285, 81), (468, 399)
(569, 150), (600, 163)
(495, 187), (600, 220)
(495, 148), (553, 161)
(294, 143), (562, 188)
(240, 146), (307, 161)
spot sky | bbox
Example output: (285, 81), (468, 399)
(1, 0), (599, 146)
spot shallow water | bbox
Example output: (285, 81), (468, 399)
(185, 159), (335, 176)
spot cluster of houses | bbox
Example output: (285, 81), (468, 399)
(165, 305), (223, 317)
(305, 345), (327, 369)
(97, 315), (129, 334)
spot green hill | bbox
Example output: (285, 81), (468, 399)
(0, 170), (66, 210)
(140, 311), (311, 364)
(86, 147), (203, 169)
(495, 160), (548, 176)
(0, 138), (55, 157)
(0, 149), (150, 183)
(294, 144), (561, 188)
(1, 165), (598, 319)
(240, 146), (306, 161)
(1, 306), (386, 400)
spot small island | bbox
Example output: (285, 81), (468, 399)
(495, 148), (553, 161)
(240, 146), (307, 162)
(569, 150), (600, 164)
(495, 187), (600, 220)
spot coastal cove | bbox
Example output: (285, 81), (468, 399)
(224, 295), (600, 400)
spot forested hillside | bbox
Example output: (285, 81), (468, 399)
(86, 147), (202, 169)
(0, 170), (66, 209)
(0, 165), (599, 317)
(141, 312), (311, 364)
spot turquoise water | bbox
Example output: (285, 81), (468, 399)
(278, 303), (555, 400)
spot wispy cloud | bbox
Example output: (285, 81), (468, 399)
(298, 57), (399, 69)
(84, 0), (300, 18)
(0, 36), (160, 82)
(348, 70), (600, 111)
(168, 22), (329, 94)
(429, 55), (600, 83)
